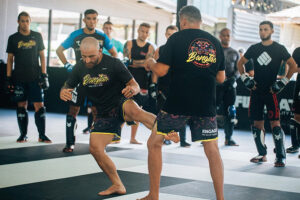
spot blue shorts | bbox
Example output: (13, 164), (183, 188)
(156, 110), (218, 142)
(14, 81), (44, 102)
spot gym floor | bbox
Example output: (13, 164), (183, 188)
(0, 108), (299, 200)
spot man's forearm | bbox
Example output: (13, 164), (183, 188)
(132, 59), (146, 67)
(56, 46), (68, 64)
(40, 51), (46, 73)
(6, 56), (13, 77)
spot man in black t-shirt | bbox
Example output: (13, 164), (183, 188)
(60, 37), (157, 196)
(56, 9), (118, 152)
(217, 28), (240, 146)
(140, 6), (225, 200)
(287, 47), (300, 157)
(123, 23), (156, 145)
(238, 21), (297, 167)
(5, 11), (51, 143)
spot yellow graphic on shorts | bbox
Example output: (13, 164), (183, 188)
(83, 74), (109, 86)
(186, 39), (217, 68)
(18, 40), (36, 49)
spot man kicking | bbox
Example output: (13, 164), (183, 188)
(60, 37), (178, 196)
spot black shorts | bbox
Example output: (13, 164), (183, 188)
(14, 81), (44, 102)
(133, 92), (149, 107)
(292, 99), (300, 115)
(249, 91), (280, 121)
(90, 98), (133, 139)
(156, 110), (218, 142)
(70, 84), (86, 106)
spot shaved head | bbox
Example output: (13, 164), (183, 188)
(80, 37), (102, 69)
(80, 37), (100, 51)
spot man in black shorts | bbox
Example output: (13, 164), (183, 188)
(287, 47), (300, 156)
(60, 37), (160, 196)
(140, 6), (225, 200)
(123, 23), (156, 144)
(56, 9), (117, 152)
(217, 28), (239, 146)
(5, 11), (51, 143)
(238, 21), (297, 167)
(153, 25), (191, 147)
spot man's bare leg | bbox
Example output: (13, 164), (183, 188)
(130, 122), (142, 144)
(123, 100), (179, 143)
(90, 134), (126, 196)
(138, 127), (164, 200)
(203, 140), (224, 200)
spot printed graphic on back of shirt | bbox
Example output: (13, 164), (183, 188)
(186, 38), (216, 68)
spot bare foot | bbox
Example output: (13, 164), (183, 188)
(137, 195), (153, 200)
(164, 131), (180, 143)
(130, 139), (143, 145)
(98, 184), (126, 196)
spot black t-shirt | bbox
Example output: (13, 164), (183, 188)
(6, 31), (45, 82)
(292, 47), (300, 100)
(66, 54), (133, 115)
(157, 29), (225, 117)
(157, 44), (171, 95)
(244, 41), (291, 93)
(223, 47), (239, 79)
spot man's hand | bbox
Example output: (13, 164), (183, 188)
(4, 76), (14, 94)
(39, 73), (49, 90)
(60, 88), (73, 101)
(271, 77), (289, 94)
(145, 58), (156, 71)
(240, 73), (256, 90)
(122, 86), (136, 98)
(64, 62), (74, 72)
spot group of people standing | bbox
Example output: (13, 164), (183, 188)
(4, 5), (300, 200)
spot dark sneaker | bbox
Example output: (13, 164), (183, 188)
(63, 145), (74, 152)
(82, 127), (90, 134)
(286, 146), (299, 153)
(225, 139), (239, 146)
(180, 141), (191, 148)
(274, 157), (286, 167)
(250, 155), (267, 163)
(163, 140), (172, 145)
(38, 135), (52, 143)
(17, 135), (28, 143)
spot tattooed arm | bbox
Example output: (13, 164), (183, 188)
(132, 44), (155, 69)
(123, 41), (132, 60)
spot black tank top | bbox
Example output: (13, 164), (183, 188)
(128, 39), (151, 89)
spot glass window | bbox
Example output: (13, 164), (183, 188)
(50, 10), (80, 67)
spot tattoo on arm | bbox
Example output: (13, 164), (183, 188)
(146, 45), (155, 59)
(123, 42), (130, 59)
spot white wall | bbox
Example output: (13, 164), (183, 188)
(0, 0), (173, 61)
(279, 23), (300, 53)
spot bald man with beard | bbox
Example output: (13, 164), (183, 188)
(60, 37), (180, 196)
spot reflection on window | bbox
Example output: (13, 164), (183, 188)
(50, 10), (80, 67)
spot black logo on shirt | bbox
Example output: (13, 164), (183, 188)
(186, 38), (216, 68)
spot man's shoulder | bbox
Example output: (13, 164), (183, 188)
(68, 29), (84, 40)
(8, 32), (19, 39)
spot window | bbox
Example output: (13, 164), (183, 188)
(50, 10), (80, 67)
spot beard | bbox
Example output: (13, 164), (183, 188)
(84, 58), (99, 68)
(86, 26), (95, 31)
(261, 34), (271, 41)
